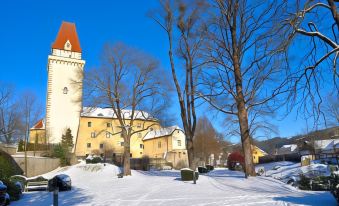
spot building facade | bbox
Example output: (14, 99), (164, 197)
(75, 107), (162, 159)
(143, 126), (188, 168)
(29, 21), (188, 168)
(45, 21), (85, 144)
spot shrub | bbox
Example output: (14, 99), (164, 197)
(52, 144), (70, 166)
(0, 150), (23, 179)
(198, 167), (208, 173)
(298, 174), (311, 190)
(206, 165), (214, 171)
(1, 178), (21, 201)
(180, 169), (199, 181)
(141, 156), (150, 171)
(86, 156), (103, 164)
(227, 151), (244, 170)
(9, 176), (26, 191)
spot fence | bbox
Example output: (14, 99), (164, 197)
(259, 153), (300, 164)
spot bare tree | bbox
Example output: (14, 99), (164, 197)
(84, 43), (167, 176)
(151, 0), (208, 169)
(283, 0), (339, 124)
(323, 94), (339, 126)
(0, 83), (21, 144)
(199, 0), (289, 176)
(194, 116), (222, 164)
(21, 92), (41, 176)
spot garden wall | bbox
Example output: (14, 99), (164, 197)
(12, 155), (60, 177)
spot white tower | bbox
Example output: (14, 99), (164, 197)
(46, 21), (85, 144)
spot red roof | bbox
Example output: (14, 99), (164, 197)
(52, 21), (82, 52)
(31, 119), (45, 129)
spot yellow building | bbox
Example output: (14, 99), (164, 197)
(75, 107), (161, 159)
(29, 119), (46, 144)
(143, 126), (188, 168)
(252, 145), (267, 164)
(29, 107), (188, 168)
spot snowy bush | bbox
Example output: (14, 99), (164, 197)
(180, 168), (199, 181)
(86, 155), (103, 164)
(227, 151), (244, 171)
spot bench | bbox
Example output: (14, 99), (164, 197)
(25, 181), (48, 192)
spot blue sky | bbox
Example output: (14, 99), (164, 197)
(0, 0), (328, 142)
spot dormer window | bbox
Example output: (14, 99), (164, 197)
(64, 40), (72, 51)
(63, 87), (68, 94)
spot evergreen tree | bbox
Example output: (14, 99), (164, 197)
(18, 139), (24, 152)
(61, 128), (74, 149)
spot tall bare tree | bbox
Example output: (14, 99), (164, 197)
(283, 0), (339, 123)
(0, 82), (21, 144)
(151, 0), (208, 169)
(21, 92), (41, 176)
(84, 43), (167, 176)
(200, 0), (289, 176)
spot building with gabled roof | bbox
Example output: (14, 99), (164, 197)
(29, 119), (46, 144)
(143, 126), (188, 168)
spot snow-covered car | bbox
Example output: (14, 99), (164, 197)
(0, 181), (10, 206)
(48, 174), (72, 191)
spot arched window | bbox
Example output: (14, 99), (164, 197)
(63, 87), (68, 94)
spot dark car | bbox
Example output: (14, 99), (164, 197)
(48, 174), (72, 192)
(0, 181), (10, 206)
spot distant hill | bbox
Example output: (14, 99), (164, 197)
(255, 126), (339, 154)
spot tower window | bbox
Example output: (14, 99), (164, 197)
(87, 143), (91, 148)
(63, 87), (68, 94)
(100, 143), (104, 149)
(107, 123), (111, 127)
(91, 132), (96, 138)
(88, 122), (92, 127)
(177, 140), (181, 147)
(106, 132), (111, 138)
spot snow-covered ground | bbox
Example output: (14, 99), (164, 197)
(12, 162), (336, 206)
(256, 161), (333, 183)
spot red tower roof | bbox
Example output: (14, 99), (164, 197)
(52, 21), (82, 52)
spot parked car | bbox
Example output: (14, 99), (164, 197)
(48, 174), (72, 191)
(0, 181), (10, 206)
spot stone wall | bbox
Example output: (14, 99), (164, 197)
(0, 144), (17, 155)
(12, 155), (60, 177)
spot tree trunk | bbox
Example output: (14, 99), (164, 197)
(187, 136), (195, 170)
(238, 106), (255, 177)
(123, 137), (131, 176)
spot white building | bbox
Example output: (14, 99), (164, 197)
(45, 21), (85, 143)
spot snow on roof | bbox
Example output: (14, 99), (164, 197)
(314, 139), (339, 151)
(281, 144), (298, 152)
(81, 107), (155, 120)
(143, 125), (183, 141)
(31, 119), (45, 130)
